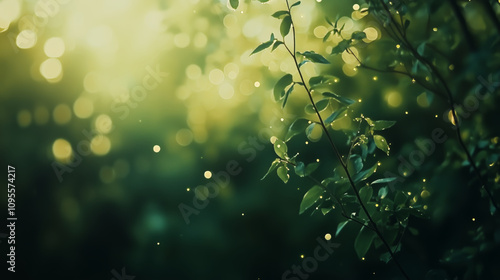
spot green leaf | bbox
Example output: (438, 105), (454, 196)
(285, 118), (309, 141)
(371, 177), (397, 185)
(299, 51), (330, 64)
(325, 17), (334, 26)
(333, 181), (350, 197)
(309, 76), (324, 88)
(323, 30), (332, 42)
(331, 39), (351, 54)
(299, 185), (324, 214)
(273, 138), (288, 159)
(315, 99), (330, 112)
(336, 220), (349, 237)
(277, 166), (289, 183)
(404, 19), (410, 31)
(305, 162), (319, 175)
(274, 74), (293, 101)
(353, 163), (378, 183)
(305, 123), (316, 138)
(290, 1), (301, 8)
(272, 40), (283, 51)
(378, 186), (388, 199)
(304, 104), (316, 114)
(280, 15), (292, 37)
(359, 186), (373, 205)
(351, 31), (366, 40)
(321, 208), (332, 215)
(325, 107), (347, 124)
(271, 10), (288, 19)
(261, 159), (280, 180)
(322, 92), (355, 105)
(354, 226), (376, 259)
(294, 161), (305, 177)
(229, 0), (239, 9)
(282, 83), (294, 108)
(394, 191), (407, 207)
(250, 40), (273, 56)
(351, 155), (363, 173)
(372, 120), (396, 130)
(373, 135), (390, 155)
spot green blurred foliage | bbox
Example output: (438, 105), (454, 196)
(0, 0), (499, 279)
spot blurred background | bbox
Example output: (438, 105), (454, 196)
(1, 0), (499, 279)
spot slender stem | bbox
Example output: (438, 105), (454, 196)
(283, 1), (411, 279)
(379, 0), (499, 212)
(448, 0), (477, 51)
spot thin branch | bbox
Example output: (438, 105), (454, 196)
(379, 0), (499, 212)
(283, 1), (412, 279)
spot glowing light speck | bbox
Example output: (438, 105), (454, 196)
(153, 145), (161, 153)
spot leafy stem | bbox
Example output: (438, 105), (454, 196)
(282, 1), (411, 279)
(375, 0), (499, 213)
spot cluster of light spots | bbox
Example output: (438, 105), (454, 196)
(53, 104), (72, 125)
(324, 233), (332, 240)
(95, 114), (112, 134)
(176, 129), (194, 146)
(91, 136), (111, 156)
(209, 68), (225, 85)
(17, 110), (32, 127)
(363, 27), (379, 42)
(204, 171), (212, 179)
(153, 145), (161, 153)
(385, 91), (402, 107)
(186, 64), (202, 80)
(420, 190), (430, 198)
(174, 33), (190, 48)
(44, 37), (65, 58)
(224, 63), (239, 80)
(53, 138), (73, 162)
(219, 83), (235, 99)
(73, 97), (94, 119)
(313, 25), (328, 39)
(417, 92), (430, 107)
(40, 58), (63, 81)
(84, 72), (104, 93)
(342, 47), (359, 65)
(0, 0), (21, 32)
(16, 30), (37, 49)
